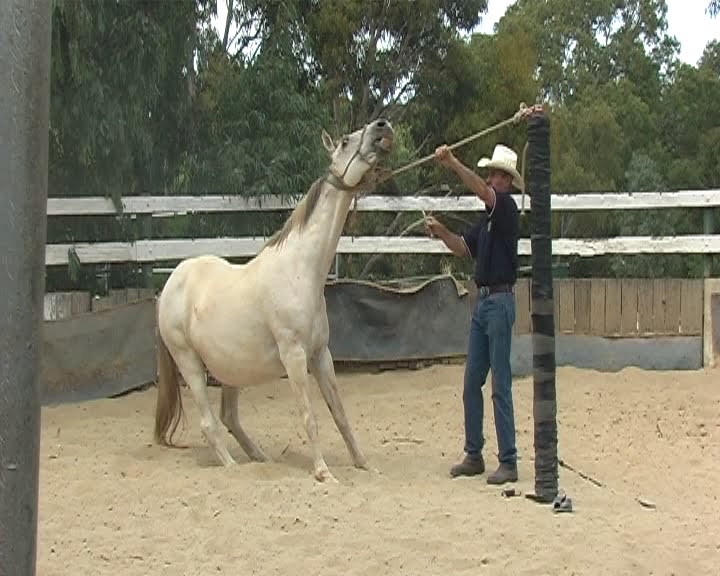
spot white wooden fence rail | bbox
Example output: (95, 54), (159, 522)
(45, 236), (720, 265)
(45, 191), (719, 266)
(46, 190), (720, 216)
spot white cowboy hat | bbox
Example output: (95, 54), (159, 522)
(477, 144), (524, 192)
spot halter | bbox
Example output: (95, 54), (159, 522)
(326, 124), (373, 192)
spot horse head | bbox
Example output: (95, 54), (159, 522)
(321, 119), (394, 191)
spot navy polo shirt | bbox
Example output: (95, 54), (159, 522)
(461, 190), (519, 287)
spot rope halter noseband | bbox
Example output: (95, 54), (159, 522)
(326, 124), (376, 192)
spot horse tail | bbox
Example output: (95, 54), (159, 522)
(154, 308), (185, 447)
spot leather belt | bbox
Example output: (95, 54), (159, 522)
(477, 284), (514, 297)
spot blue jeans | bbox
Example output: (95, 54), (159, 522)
(463, 291), (517, 466)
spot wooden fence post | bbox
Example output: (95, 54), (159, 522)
(139, 213), (153, 289)
(705, 208), (715, 278)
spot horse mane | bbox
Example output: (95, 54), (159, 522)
(264, 176), (325, 249)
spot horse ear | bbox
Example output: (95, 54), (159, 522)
(321, 129), (335, 155)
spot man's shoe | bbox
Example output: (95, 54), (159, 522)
(487, 463), (518, 485)
(450, 454), (485, 478)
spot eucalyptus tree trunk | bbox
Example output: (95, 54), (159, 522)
(528, 112), (558, 502)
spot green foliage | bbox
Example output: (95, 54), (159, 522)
(499, 0), (678, 104)
(302, 0), (487, 129)
(625, 152), (666, 192)
(700, 41), (720, 74)
(662, 65), (712, 155)
(550, 96), (625, 194)
(49, 0), (201, 203)
(178, 48), (330, 199)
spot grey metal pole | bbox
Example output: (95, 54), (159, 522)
(0, 2), (52, 575)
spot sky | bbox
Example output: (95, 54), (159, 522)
(477, 0), (719, 66)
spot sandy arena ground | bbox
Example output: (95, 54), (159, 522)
(37, 364), (719, 575)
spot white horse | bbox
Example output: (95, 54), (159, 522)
(154, 118), (394, 482)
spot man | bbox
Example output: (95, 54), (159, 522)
(425, 143), (522, 485)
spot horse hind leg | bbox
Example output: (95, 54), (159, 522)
(220, 386), (268, 462)
(173, 347), (235, 467)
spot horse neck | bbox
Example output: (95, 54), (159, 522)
(285, 181), (354, 283)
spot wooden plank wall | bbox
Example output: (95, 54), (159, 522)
(45, 279), (704, 337)
(44, 289), (155, 320)
(514, 278), (703, 337)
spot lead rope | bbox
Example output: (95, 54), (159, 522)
(372, 102), (541, 216)
(378, 102), (543, 184)
(348, 102), (542, 247)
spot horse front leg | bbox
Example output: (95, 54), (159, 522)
(310, 345), (370, 471)
(278, 342), (336, 483)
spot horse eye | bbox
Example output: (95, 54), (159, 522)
(342, 137), (348, 147)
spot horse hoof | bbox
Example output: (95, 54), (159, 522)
(315, 469), (338, 484)
(354, 458), (376, 473)
(252, 451), (269, 463)
(358, 463), (381, 476)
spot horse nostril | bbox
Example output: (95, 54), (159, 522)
(376, 120), (386, 127)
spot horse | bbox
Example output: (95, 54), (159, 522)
(154, 118), (395, 483)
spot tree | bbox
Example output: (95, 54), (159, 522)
(497, 0), (679, 104)
(179, 44), (330, 201)
(700, 41), (720, 74)
(302, 0), (487, 131)
(49, 0), (205, 203)
(170, 1), (335, 245)
(660, 63), (720, 184)
(550, 96), (626, 195)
